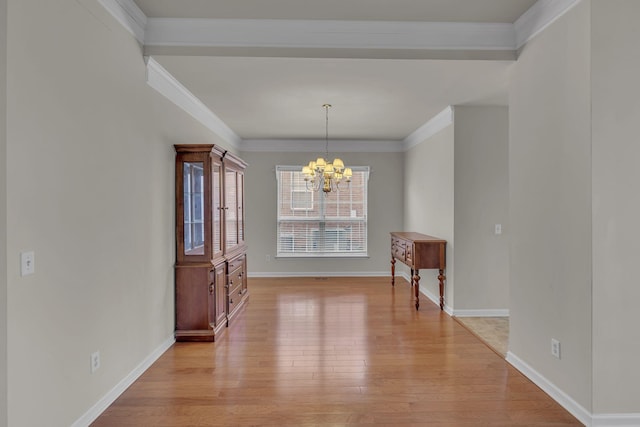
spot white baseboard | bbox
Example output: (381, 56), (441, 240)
(453, 309), (510, 317)
(506, 351), (592, 426)
(592, 413), (640, 427)
(72, 335), (175, 427)
(248, 271), (390, 278)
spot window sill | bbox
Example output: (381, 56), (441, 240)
(276, 253), (369, 259)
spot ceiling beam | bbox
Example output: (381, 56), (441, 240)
(143, 18), (517, 60)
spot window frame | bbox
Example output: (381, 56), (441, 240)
(276, 165), (369, 258)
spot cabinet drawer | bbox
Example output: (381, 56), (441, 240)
(228, 266), (243, 289)
(392, 237), (407, 261)
(227, 278), (242, 312)
(227, 255), (245, 273)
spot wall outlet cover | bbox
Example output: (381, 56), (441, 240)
(20, 251), (35, 276)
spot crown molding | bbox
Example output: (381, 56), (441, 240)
(403, 106), (454, 151)
(240, 138), (403, 153)
(514, 0), (583, 49)
(145, 57), (242, 149)
(97, 0), (146, 43)
(145, 18), (516, 52)
(97, 0), (585, 55)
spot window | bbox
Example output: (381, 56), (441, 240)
(276, 165), (369, 257)
(290, 172), (313, 210)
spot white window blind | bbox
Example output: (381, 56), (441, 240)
(276, 165), (369, 257)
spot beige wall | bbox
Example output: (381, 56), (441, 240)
(241, 150), (404, 276)
(403, 126), (455, 308)
(509, 0), (592, 412)
(402, 107), (509, 313)
(0, 0), (7, 425)
(5, 0), (231, 425)
(591, 0), (640, 413)
(453, 106), (509, 312)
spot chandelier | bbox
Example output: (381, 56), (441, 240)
(301, 104), (352, 193)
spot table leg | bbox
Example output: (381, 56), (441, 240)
(390, 258), (396, 286)
(438, 269), (446, 310)
(413, 269), (420, 310)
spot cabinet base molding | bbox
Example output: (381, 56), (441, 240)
(174, 322), (227, 342)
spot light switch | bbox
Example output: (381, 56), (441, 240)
(494, 224), (502, 235)
(21, 251), (35, 276)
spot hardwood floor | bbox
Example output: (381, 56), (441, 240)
(92, 277), (581, 426)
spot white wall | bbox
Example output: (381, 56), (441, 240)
(453, 106), (509, 312)
(241, 150), (404, 276)
(0, 0), (7, 425)
(5, 0), (231, 425)
(591, 0), (640, 414)
(403, 125), (455, 308)
(508, 0), (592, 413)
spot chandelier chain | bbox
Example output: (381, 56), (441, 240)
(324, 103), (330, 158)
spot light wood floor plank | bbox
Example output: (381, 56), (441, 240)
(92, 277), (581, 426)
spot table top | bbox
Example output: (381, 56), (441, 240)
(390, 231), (446, 243)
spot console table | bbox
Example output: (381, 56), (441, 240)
(390, 232), (447, 310)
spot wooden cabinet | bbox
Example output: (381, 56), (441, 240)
(174, 144), (248, 342)
(390, 232), (446, 311)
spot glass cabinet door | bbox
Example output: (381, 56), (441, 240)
(237, 171), (244, 244)
(211, 158), (223, 258)
(183, 161), (205, 256)
(225, 168), (238, 249)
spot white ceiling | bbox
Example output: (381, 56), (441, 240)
(154, 56), (513, 141)
(129, 0), (542, 144)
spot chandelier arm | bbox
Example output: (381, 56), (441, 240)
(306, 178), (321, 192)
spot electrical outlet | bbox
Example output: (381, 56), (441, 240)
(551, 339), (561, 359)
(265, 254), (271, 262)
(494, 224), (502, 235)
(90, 351), (101, 373)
